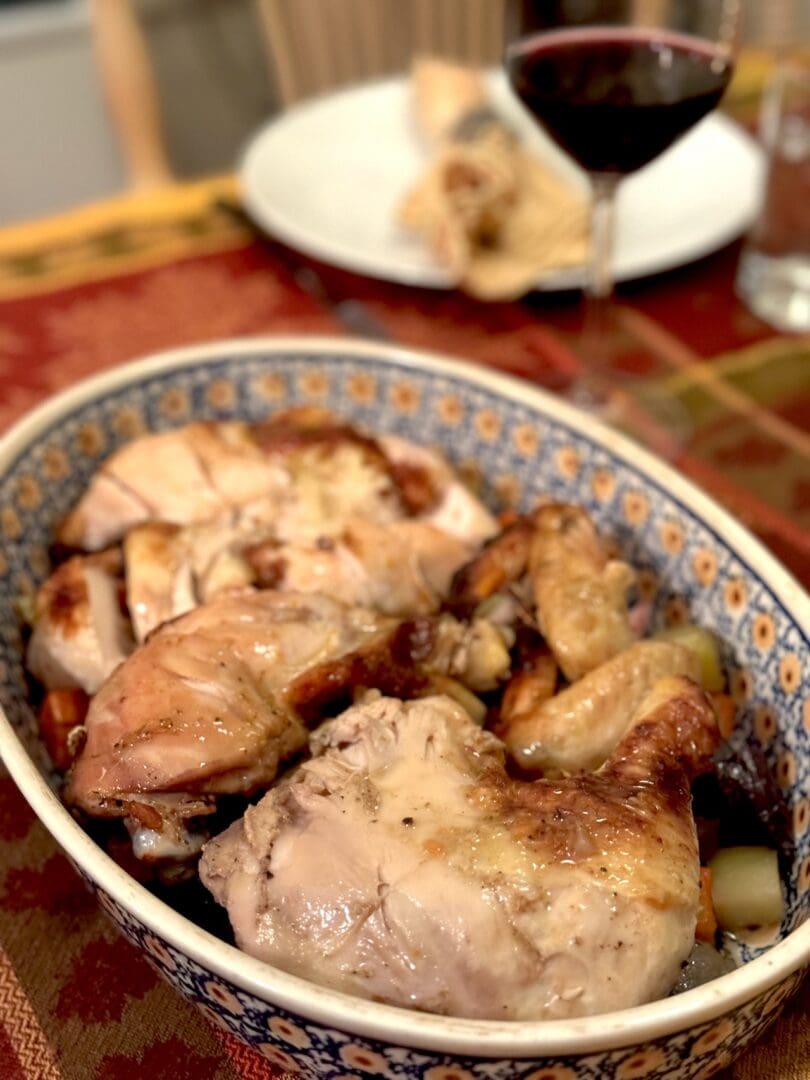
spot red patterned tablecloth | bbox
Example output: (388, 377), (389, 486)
(0, 102), (807, 1080)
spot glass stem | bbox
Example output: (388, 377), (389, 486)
(582, 172), (619, 371)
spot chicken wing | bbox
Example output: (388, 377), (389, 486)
(499, 639), (700, 775)
(447, 503), (637, 681)
(529, 503), (636, 681)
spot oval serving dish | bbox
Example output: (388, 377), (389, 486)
(0, 336), (807, 1080)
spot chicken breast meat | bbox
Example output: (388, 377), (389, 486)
(58, 408), (497, 554)
(200, 677), (719, 1020)
(125, 516), (478, 643)
(26, 550), (134, 694)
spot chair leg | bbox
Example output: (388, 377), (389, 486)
(88, 0), (174, 189)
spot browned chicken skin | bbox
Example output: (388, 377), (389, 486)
(65, 592), (395, 833)
(65, 590), (510, 856)
(123, 516), (478, 643)
(529, 504), (636, 681)
(447, 514), (536, 615)
(448, 503), (636, 681)
(26, 550), (133, 694)
(500, 639), (701, 775)
(201, 676), (718, 1020)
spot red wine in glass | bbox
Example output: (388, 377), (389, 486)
(506, 27), (734, 176)
(502, 3), (739, 449)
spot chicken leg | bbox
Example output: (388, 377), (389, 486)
(200, 676), (719, 1020)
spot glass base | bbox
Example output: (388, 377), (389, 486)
(736, 249), (810, 334)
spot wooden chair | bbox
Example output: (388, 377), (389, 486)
(89, 0), (800, 188)
(89, 0), (505, 186)
(88, 0), (175, 189)
(255, 0), (505, 106)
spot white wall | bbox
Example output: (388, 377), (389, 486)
(0, 1), (124, 224)
(0, 0), (274, 225)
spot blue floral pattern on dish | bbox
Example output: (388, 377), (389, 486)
(0, 343), (807, 1079)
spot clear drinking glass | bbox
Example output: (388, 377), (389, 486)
(735, 59), (810, 334)
(503, 0), (741, 413)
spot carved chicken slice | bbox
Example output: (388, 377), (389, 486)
(125, 516), (479, 643)
(65, 592), (395, 829)
(498, 639), (701, 775)
(57, 416), (381, 550)
(124, 521), (254, 642)
(58, 409), (497, 553)
(377, 433), (498, 543)
(26, 551), (134, 694)
(124, 524), (197, 643)
(246, 519), (476, 616)
(200, 677), (718, 1020)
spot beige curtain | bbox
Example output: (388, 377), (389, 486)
(256, 0), (505, 105)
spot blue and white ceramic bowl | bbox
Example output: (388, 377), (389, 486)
(0, 337), (807, 1080)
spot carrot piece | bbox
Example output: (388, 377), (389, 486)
(696, 867), (718, 943)
(710, 692), (736, 740)
(472, 563), (506, 600)
(497, 508), (521, 528)
(499, 654), (558, 729)
(38, 688), (89, 771)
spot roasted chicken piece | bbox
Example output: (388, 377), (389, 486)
(447, 514), (536, 615)
(376, 432), (497, 543)
(65, 592), (394, 845)
(26, 550), (133, 694)
(58, 409), (497, 553)
(124, 524), (199, 643)
(248, 519), (473, 615)
(201, 677), (718, 1020)
(448, 503), (636, 681)
(66, 591), (510, 857)
(124, 521), (261, 643)
(499, 639), (701, 775)
(125, 517), (478, 643)
(57, 415), (391, 550)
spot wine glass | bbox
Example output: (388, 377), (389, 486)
(503, 0), (740, 442)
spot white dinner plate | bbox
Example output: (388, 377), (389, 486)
(240, 72), (765, 291)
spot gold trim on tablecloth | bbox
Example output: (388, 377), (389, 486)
(0, 177), (250, 301)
